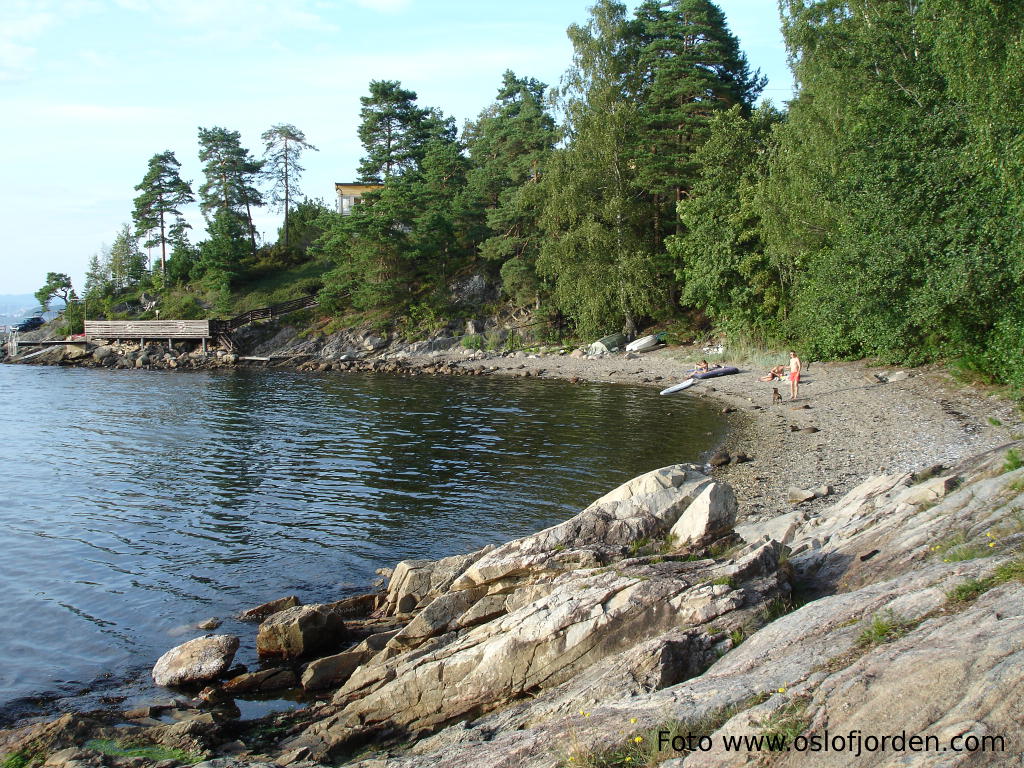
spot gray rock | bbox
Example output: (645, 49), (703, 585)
(238, 595), (300, 621)
(196, 617), (221, 631)
(301, 648), (373, 692)
(222, 667), (297, 694)
(735, 510), (805, 546)
(709, 451), (731, 467)
(668, 481), (737, 546)
(152, 635), (239, 687)
(256, 603), (347, 659)
(787, 486), (816, 504)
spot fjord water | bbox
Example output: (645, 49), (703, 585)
(0, 364), (726, 718)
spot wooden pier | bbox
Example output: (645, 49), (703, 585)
(84, 319), (220, 351)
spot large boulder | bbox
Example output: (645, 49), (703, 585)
(668, 481), (737, 546)
(256, 603), (348, 659)
(152, 635), (239, 687)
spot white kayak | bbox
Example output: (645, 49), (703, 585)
(659, 378), (696, 395)
(626, 334), (661, 353)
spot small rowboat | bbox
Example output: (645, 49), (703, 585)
(626, 334), (661, 353)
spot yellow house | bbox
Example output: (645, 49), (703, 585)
(335, 182), (384, 215)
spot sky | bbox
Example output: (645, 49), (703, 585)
(0, 0), (794, 296)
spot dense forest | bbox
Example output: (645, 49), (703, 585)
(41, 0), (1024, 388)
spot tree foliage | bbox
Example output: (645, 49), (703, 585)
(132, 151), (194, 276)
(35, 272), (74, 311)
(261, 124), (318, 246)
(466, 71), (558, 305)
(197, 126), (264, 257)
(356, 81), (454, 182)
(538, 0), (658, 337)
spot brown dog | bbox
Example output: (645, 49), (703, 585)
(772, 387), (783, 405)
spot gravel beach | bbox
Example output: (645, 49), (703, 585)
(430, 346), (1022, 524)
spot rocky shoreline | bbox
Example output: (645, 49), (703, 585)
(3, 327), (1023, 768)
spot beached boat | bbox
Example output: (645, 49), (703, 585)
(626, 334), (661, 353)
(659, 378), (696, 395)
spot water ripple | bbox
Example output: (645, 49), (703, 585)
(0, 365), (725, 714)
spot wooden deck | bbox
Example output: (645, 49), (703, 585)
(84, 320), (215, 340)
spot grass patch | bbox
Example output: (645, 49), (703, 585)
(1003, 449), (1023, 473)
(729, 627), (747, 647)
(929, 531), (992, 563)
(84, 739), (202, 765)
(856, 610), (914, 647)
(629, 538), (652, 557)
(711, 576), (738, 589)
(759, 596), (796, 624)
(1, 752), (31, 768)
(945, 556), (1024, 605)
(755, 696), (811, 747)
(988, 416), (1003, 427)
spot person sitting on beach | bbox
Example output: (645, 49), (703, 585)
(758, 365), (786, 382)
(695, 359), (710, 373)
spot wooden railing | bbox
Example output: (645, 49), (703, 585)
(212, 295), (319, 333)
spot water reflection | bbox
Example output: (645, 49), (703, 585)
(0, 365), (725, 712)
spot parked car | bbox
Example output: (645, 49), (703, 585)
(14, 316), (44, 332)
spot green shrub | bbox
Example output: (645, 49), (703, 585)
(461, 333), (485, 350)
(1003, 449), (1023, 473)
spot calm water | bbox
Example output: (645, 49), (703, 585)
(0, 364), (725, 721)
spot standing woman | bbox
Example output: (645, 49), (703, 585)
(789, 350), (802, 401)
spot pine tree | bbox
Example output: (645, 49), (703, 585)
(465, 71), (558, 305)
(356, 81), (454, 182)
(261, 124), (318, 246)
(197, 126), (264, 256)
(635, 0), (764, 244)
(132, 151), (194, 276)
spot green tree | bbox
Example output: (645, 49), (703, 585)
(83, 251), (112, 301)
(35, 272), (74, 311)
(199, 208), (248, 285)
(410, 138), (477, 291)
(356, 80), (454, 182)
(757, 0), (1022, 381)
(108, 224), (147, 291)
(197, 126), (264, 256)
(316, 184), (416, 312)
(466, 71), (558, 305)
(667, 103), (784, 339)
(166, 227), (199, 285)
(261, 124), (318, 246)
(538, 0), (658, 336)
(132, 151), (195, 276)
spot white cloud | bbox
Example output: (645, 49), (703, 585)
(0, 9), (57, 79)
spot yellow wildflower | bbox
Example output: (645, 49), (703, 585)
(634, 736), (643, 743)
